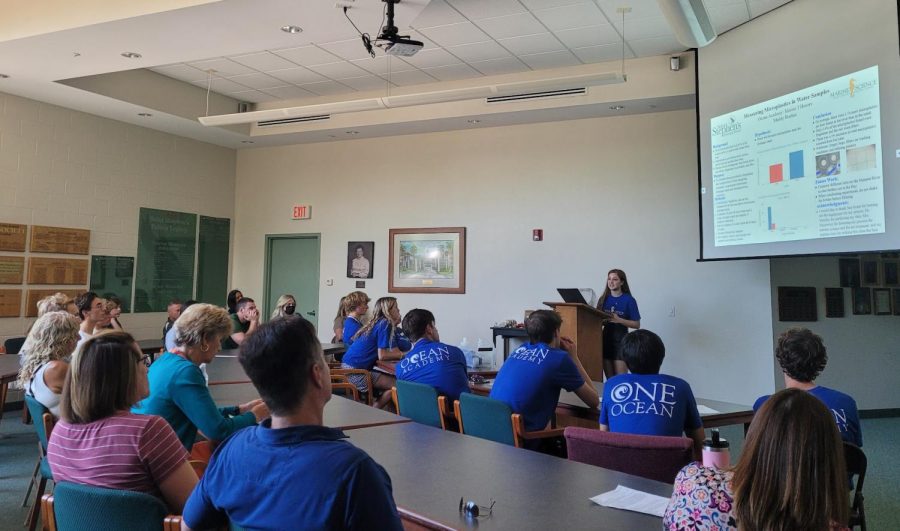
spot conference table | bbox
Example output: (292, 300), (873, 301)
(204, 343), (346, 384)
(347, 421), (673, 529)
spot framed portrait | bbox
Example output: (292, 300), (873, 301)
(860, 256), (880, 287)
(851, 287), (871, 315)
(882, 258), (899, 287)
(347, 241), (374, 279)
(873, 288), (892, 315)
(838, 258), (860, 287)
(388, 227), (466, 294)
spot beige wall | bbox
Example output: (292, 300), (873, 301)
(0, 90), (236, 343)
(233, 109), (775, 405)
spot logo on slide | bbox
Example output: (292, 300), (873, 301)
(712, 116), (742, 136)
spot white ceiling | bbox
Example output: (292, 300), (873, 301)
(0, 0), (791, 148)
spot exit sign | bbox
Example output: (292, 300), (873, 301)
(292, 205), (312, 220)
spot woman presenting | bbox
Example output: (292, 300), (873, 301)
(597, 268), (640, 378)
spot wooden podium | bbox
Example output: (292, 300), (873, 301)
(543, 302), (606, 382)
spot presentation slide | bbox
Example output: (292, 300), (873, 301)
(710, 66), (883, 247)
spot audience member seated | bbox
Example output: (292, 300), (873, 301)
(599, 329), (704, 459)
(341, 297), (411, 409)
(134, 304), (269, 450)
(270, 294), (297, 319)
(74, 292), (109, 349)
(181, 316), (402, 531)
(18, 311), (80, 417)
(341, 291), (370, 345)
(47, 332), (198, 513)
(36, 292), (78, 318)
(396, 309), (469, 401)
(332, 295), (348, 343)
(221, 297), (259, 350)
(162, 298), (182, 342)
(490, 310), (599, 433)
(105, 296), (125, 330)
(226, 289), (242, 315)
(664, 388), (849, 531)
(165, 300), (197, 353)
(754, 327), (862, 447)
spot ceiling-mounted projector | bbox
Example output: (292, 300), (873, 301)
(375, 0), (424, 56)
(657, 0), (717, 48)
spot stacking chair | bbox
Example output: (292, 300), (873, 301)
(844, 442), (867, 530)
(163, 515), (244, 531)
(3, 335), (26, 355)
(23, 395), (55, 531)
(331, 374), (361, 402)
(390, 380), (453, 430)
(453, 393), (564, 448)
(330, 368), (373, 405)
(563, 427), (693, 484)
(42, 482), (169, 531)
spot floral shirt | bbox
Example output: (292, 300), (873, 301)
(664, 463), (737, 531)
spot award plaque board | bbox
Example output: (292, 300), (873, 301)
(89, 255), (134, 312)
(135, 208), (196, 312)
(0, 256), (25, 284)
(0, 223), (27, 252)
(27, 257), (89, 285)
(25, 288), (86, 318)
(0, 289), (23, 317)
(30, 226), (90, 255)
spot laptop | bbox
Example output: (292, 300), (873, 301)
(557, 288), (590, 305)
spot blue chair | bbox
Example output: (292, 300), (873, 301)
(390, 380), (452, 430)
(23, 395), (55, 531)
(454, 393), (564, 448)
(43, 482), (169, 531)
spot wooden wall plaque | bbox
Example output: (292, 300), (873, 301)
(25, 288), (86, 318)
(0, 256), (25, 284)
(30, 226), (90, 255)
(27, 257), (89, 285)
(0, 223), (27, 252)
(0, 289), (23, 317)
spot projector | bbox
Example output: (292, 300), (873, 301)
(379, 37), (424, 57)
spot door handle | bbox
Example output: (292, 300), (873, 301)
(307, 310), (316, 316)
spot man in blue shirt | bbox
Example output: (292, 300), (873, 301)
(754, 327), (862, 447)
(599, 329), (704, 459)
(490, 310), (600, 434)
(397, 309), (469, 401)
(182, 316), (402, 531)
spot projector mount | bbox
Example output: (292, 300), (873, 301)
(345, 0), (424, 58)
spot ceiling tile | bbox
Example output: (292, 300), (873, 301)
(571, 43), (631, 64)
(498, 33), (565, 56)
(422, 63), (482, 82)
(447, 41), (511, 63)
(339, 75), (392, 92)
(518, 49), (582, 69)
(150, 64), (207, 83)
(418, 22), (491, 47)
(400, 48), (463, 69)
(228, 90), (279, 103)
(612, 16), (674, 40)
(477, 12), (546, 41)
(532, 3), (607, 32)
(519, 0), (592, 9)
(225, 72), (287, 90)
(229, 51), (297, 72)
(306, 61), (370, 80)
(191, 77), (253, 93)
(187, 58), (256, 77)
(446, 0), (527, 20)
(594, 0), (663, 21)
(320, 38), (377, 62)
(351, 56), (416, 75)
(469, 56), (531, 76)
(627, 35), (687, 57)
(271, 46), (342, 66)
(267, 66), (327, 85)
(382, 69), (439, 86)
(411, 0), (468, 28)
(262, 85), (318, 100)
(554, 24), (621, 49)
(299, 80), (356, 96)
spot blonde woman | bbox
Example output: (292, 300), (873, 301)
(332, 296), (348, 343)
(105, 296), (125, 330)
(18, 311), (80, 417)
(270, 294), (297, 320)
(341, 291), (370, 345)
(36, 292), (77, 318)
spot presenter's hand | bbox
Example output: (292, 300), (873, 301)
(560, 337), (576, 352)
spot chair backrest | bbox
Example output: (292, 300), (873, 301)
(456, 393), (516, 446)
(843, 442), (867, 517)
(394, 380), (443, 428)
(564, 427), (694, 484)
(4, 336), (26, 355)
(50, 482), (169, 531)
(24, 395), (53, 452)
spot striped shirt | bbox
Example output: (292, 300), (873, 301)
(47, 412), (188, 498)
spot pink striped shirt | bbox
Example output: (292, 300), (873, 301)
(47, 412), (188, 498)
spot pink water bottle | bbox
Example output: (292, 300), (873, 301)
(702, 429), (730, 469)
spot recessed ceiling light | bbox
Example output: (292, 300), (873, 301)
(121, 52), (142, 59)
(72, 52), (81, 57)
(345, 131), (359, 135)
(241, 141), (254, 144)
(281, 25), (303, 34)
(609, 105), (625, 110)
(467, 119), (480, 124)
(137, 112), (152, 117)
(0, 74), (9, 79)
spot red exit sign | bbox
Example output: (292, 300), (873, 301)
(292, 205), (312, 220)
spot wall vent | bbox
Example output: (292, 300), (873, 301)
(257, 114), (330, 127)
(486, 87), (587, 103)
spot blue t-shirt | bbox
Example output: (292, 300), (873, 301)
(601, 292), (641, 321)
(341, 319), (411, 370)
(489, 342), (585, 431)
(342, 316), (363, 345)
(182, 422), (402, 531)
(599, 373), (702, 437)
(753, 385), (862, 447)
(396, 339), (469, 401)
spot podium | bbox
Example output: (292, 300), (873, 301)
(543, 302), (606, 382)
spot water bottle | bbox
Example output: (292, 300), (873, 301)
(476, 338), (495, 369)
(459, 337), (474, 368)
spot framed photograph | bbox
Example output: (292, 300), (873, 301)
(852, 287), (871, 315)
(347, 241), (374, 279)
(882, 259), (899, 287)
(860, 256), (880, 287)
(873, 288), (892, 315)
(388, 227), (466, 294)
(824, 288), (844, 318)
(893, 289), (900, 316)
(838, 258), (860, 287)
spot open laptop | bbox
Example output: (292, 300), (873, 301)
(557, 288), (590, 305)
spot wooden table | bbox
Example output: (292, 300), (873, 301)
(347, 422), (673, 529)
(0, 354), (20, 422)
(376, 359), (497, 379)
(209, 383), (410, 431)
(202, 343), (346, 385)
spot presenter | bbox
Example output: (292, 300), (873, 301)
(597, 268), (641, 378)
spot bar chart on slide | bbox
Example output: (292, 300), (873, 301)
(766, 149), (805, 184)
(767, 206), (775, 231)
